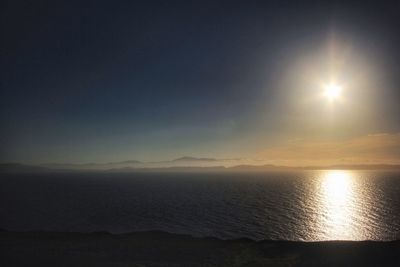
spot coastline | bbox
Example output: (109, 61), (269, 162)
(2, 229), (400, 266)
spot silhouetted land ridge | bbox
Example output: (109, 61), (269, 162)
(1, 162), (400, 173)
(1, 229), (399, 266)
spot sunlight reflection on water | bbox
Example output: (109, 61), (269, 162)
(1, 171), (400, 241)
(318, 170), (361, 240)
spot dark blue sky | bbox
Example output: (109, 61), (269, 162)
(2, 0), (400, 164)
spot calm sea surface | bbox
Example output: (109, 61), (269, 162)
(1, 170), (400, 241)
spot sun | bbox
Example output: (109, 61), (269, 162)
(324, 83), (342, 100)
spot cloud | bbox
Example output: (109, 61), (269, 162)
(257, 133), (400, 166)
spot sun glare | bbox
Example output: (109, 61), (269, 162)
(324, 84), (342, 101)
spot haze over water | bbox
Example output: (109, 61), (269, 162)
(1, 170), (399, 241)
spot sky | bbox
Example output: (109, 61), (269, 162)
(1, 0), (400, 165)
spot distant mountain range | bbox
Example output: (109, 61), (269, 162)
(36, 156), (241, 170)
(0, 163), (51, 173)
(171, 156), (218, 162)
(1, 158), (400, 173)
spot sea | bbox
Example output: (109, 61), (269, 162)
(1, 170), (399, 241)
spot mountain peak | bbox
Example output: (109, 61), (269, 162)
(172, 156), (217, 162)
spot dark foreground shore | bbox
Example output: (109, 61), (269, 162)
(1, 230), (400, 267)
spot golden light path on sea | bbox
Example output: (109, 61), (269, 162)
(318, 170), (363, 240)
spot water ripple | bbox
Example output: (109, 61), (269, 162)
(1, 170), (400, 241)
